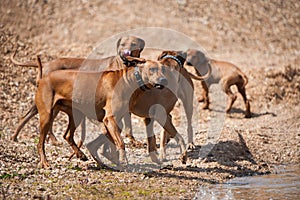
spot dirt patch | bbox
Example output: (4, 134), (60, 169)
(1, 1), (299, 199)
(264, 65), (300, 105)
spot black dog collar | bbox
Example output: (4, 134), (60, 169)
(134, 66), (149, 91)
(161, 55), (183, 68)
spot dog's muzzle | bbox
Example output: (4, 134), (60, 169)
(123, 49), (131, 57)
(154, 77), (168, 89)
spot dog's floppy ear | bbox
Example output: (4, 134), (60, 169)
(197, 51), (209, 65)
(126, 56), (146, 64)
(177, 51), (187, 59)
(116, 37), (122, 49)
(137, 38), (145, 52)
(157, 51), (168, 61)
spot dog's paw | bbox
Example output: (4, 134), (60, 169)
(198, 97), (205, 102)
(38, 161), (51, 169)
(187, 143), (195, 150)
(202, 104), (209, 110)
(10, 134), (18, 142)
(245, 112), (252, 118)
(180, 151), (187, 164)
(149, 151), (162, 165)
(78, 151), (88, 161)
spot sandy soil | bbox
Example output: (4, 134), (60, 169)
(0, 0), (299, 199)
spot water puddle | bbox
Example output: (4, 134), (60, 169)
(194, 164), (300, 200)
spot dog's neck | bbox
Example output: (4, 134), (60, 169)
(121, 66), (149, 93)
(133, 66), (150, 91)
(160, 55), (184, 78)
(119, 55), (141, 68)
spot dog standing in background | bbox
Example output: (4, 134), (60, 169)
(186, 49), (251, 118)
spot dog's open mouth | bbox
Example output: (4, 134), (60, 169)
(123, 49), (131, 57)
(154, 77), (168, 89)
(154, 84), (165, 89)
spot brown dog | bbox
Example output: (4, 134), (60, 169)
(186, 49), (251, 118)
(126, 50), (211, 162)
(72, 50), (211, 165)
(84, 50), (211, 164)
(10, 36), (145, 144)
(34, 53), (190, 168)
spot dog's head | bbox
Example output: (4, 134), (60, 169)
(137, 60), (168, 89)
(185, 49), (211, 77)
(155, 50), (188, 90)
(117, 36), (145, 59)
(185, 49), (209, 70)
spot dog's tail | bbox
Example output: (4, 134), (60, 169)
(10, 48), (38, 68)
(188, 61), (212, 81)
(36, 55), (43, 85)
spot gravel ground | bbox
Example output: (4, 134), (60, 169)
(0, 0), (299, 199)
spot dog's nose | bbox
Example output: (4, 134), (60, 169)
(158, 77), (168, 86)
(155, 77), (168, 89)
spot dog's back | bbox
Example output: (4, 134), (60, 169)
(210, 59), (248, 87)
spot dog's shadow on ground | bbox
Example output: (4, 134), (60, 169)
(88, 133), (269, 184)
(187, 133), (256, 166)
(143, 133), (270, 183)
(210, 107), (277, 119)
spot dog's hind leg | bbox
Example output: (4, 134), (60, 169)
(123, 113), (142, 147)
(181, 95), (194, 149)
(45, 109), (62, 146)
(221, 79), (237, 114)
(37, 110), (54, 168)
(11, 104), (38, 142)
(237, 83), (251, 118)
(199, 81), (210, 109)
(77, 117), (86, 149)
(12, 104), (61, 145)
(63, 111), (88, 161)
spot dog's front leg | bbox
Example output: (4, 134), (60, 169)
(123, 113), (134, 141)
(156, 114), (187, 164)
(144, 118), (162, 164)
(103, 115), (127, 166)
(173, 133), (188, 164)
(159, 129), (169, 162)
